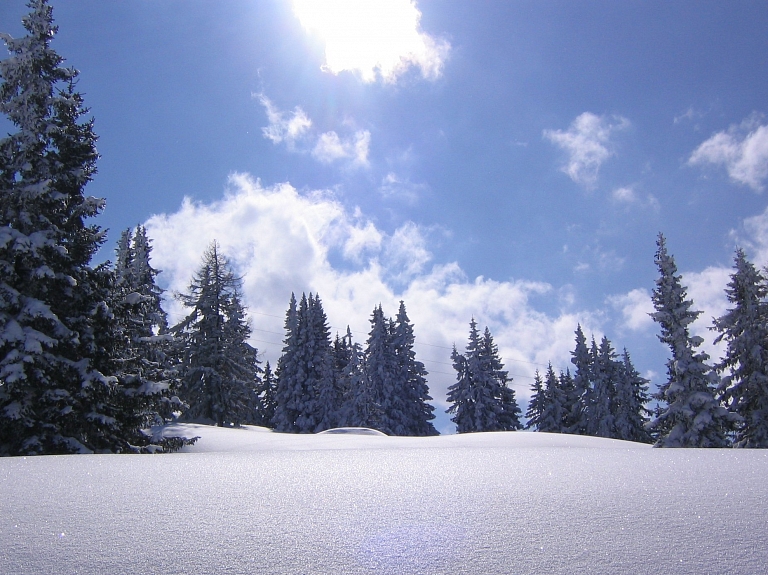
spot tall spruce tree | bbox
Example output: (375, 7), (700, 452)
(538, 363), (567, 433)
(392, 301), (437, 436)
(364, 304), (399, 434)
(568, 324), (592, 435)
(613, 348), (652, 443)
(446, 319), (521, 433)
(525, 370), (547, 430)
(272, 293), (338, 432)
(0, 1), (133, 455)
(648, 234), (735, 447)
(109, 227), (188, 445)
(713, 249), (768, 447)
(253, 361), (276, 428)
(173, 242), (259, 427)
(584, 336), (618, 438)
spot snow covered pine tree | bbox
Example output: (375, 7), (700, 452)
(0, 1), (190, 454)
(172, 242), (260, 427)
(446, 319), (521, 433)
(713, 249), (768, 447)
(648, 234), (736, 447)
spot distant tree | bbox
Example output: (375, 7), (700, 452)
(525, 370), (547, 431)
(584, 336), (618, 438)
(340, 327), (381, 428)
(567, 324), (592, 434)
(252, 361), (276, 428)
(538, 363), (568, 433)
(364, 305), (399, 434)
(648, 234), (735, 447)
(713, 249), (768, 447)
(446, 319), (521, 433)
(613, 349), (652, 443)
(272, 293), (338, 432)
(173, 242), (259, 427)
(392, 301), (437, 436)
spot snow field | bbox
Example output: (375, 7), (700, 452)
(1, 425), (767, 575)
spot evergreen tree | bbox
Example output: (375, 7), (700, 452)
(567, 324), (592, 435)
(648, 234), (735, 447)
(340, 327), (380, 428)
(525, 370), (547, 430)
(558, 368), (578, 431)
(0, 1), (137, 454)
(538, 363), (567, 433)
(364, 304), (399, 434)
(173, 242), (259, 427)
(446, 319), (521, 433)
(584, 336), (618, 438)
(307, 294), (342, 432)
(108, 227), (188, 445)
(272, 293), (338, 432)
(252, 361), (276, 428)
(713, 249), (768, 447)
(392, 301), (437, 436)
(613, 348), (652, 443)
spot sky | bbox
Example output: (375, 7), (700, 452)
(2, 0), (768, 433)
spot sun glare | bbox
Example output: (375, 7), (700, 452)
(291, 0), (448, 83)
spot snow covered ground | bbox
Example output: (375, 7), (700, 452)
(2, 426), (767, 575)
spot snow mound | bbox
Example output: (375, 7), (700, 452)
(2, 425), (766, 575)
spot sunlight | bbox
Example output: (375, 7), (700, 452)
(291, 0), (448, 83)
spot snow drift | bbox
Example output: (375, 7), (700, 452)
(2, 425), (766, 575)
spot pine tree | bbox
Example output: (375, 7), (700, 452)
(446, 319), (521, 433)
(392, 301), (437, 436)
(525, 370), (547, 430)
(173, 242), (259, 427)
(272, 293), (338, 432)
(538, 363), (567, 433)
(648, 234), (735, 447)
(713, 249), (768, 447)
(567, 324), (592, 434)
(364, 305), (399, 434)
(340, 327), (380, 428)
(613, 349), (652, 443)
(584, 336), (618, 438)
(0, 1), (126, 455)
(253, 361), (276, 428)
(307, 294), (342, 432)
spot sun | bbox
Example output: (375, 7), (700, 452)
(291, 0), (448, 83)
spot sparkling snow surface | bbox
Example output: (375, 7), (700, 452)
(2, 425), (767, 575)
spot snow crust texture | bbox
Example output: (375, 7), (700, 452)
(2, 427), (767, 575)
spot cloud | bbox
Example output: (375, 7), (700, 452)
(257, 94), (312, 148)
(379, 172), (426, 204)
(611, 186), (660, 212)
(739, 205), (768, 264)
(312, 130), (370, 167)
(608, 288), (654, 332)
(688, 114), (768, 191)
(144, 174), (602, 426)
(258, 95), (370, 168)
(291, 0), (450, 84)
(543, 112), (630, 189)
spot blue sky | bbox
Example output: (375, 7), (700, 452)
(3, 0), (768, 432)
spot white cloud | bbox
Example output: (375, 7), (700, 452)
(611, 186), (660, 212)
(292, 0), (449, 84)
(608, 288), (654, 332)
(312, 130), (370, 167)
(379, 172), (426, 204)
(145, 174), (601, 421)
(258, 95), (370, 168)
(543, 112), (630, 189)
(688, 114), (768, 191)
(739, 205), (768, 264)
(257, 94), (312, 148)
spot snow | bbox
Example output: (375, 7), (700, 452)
(2, 425), (767, 574)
